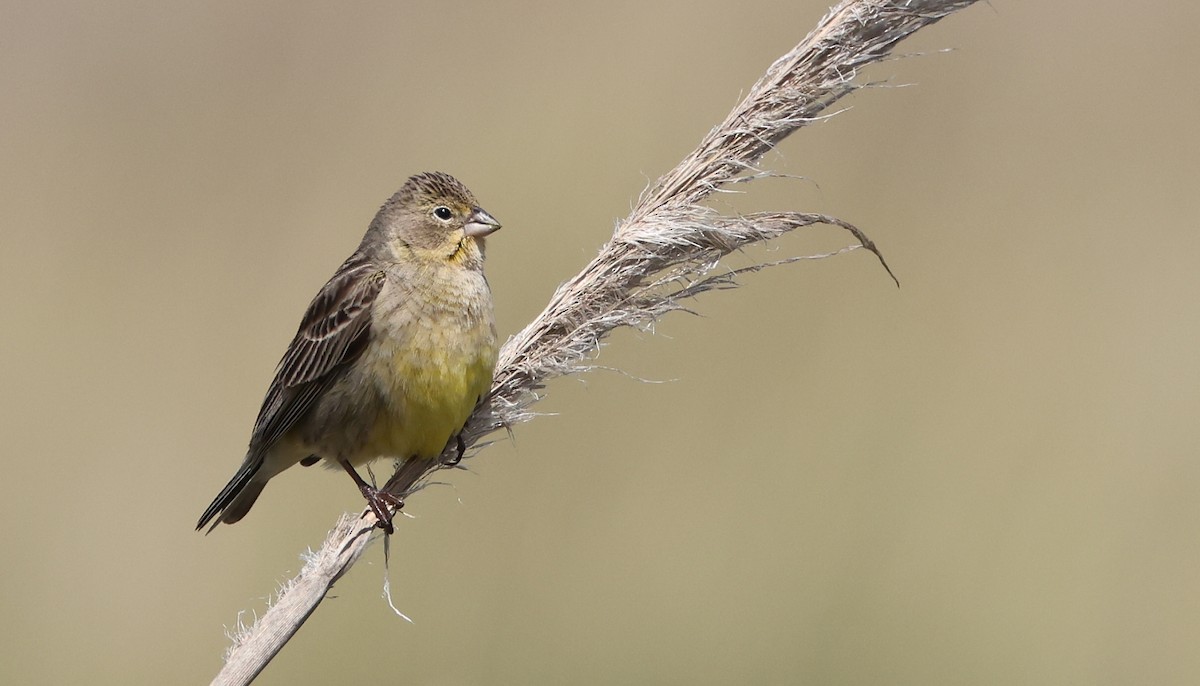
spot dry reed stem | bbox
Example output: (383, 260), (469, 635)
(210, 1), (980, 683)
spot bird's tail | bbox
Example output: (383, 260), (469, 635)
(196, 457), (267, 533)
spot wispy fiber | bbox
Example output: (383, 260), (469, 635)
(209, 1), (981, 683)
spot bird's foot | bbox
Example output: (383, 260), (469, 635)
(340, 459), (403, 534)
(360, 484), (403, 535)
(442, 434), (467, 467)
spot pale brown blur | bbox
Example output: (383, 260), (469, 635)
(3, 2), (1198, 684)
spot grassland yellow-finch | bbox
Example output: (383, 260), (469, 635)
(197, 172), (500, 534)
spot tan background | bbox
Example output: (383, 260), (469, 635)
(3, 2), (1198, 684)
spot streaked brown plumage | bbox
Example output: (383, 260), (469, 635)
(197, 172), (500, 533)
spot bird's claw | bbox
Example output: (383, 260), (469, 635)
(360, 484), (403, 534)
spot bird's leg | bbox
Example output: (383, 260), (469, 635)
(340, 459), (402, 534)
(442, 433), (467, 467)
(442, 394), (482, 468)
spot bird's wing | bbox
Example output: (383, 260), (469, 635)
(248, 252), (387, 453)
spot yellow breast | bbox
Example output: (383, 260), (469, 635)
(359, 293), (497, 463)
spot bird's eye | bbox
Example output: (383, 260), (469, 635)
(433, 206), (453, 221)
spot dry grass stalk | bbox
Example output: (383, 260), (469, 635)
(210, 1), (980, 683)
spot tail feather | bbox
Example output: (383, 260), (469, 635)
(197, 457), (265, 533)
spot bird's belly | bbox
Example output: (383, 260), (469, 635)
(354, 318), (496, 464)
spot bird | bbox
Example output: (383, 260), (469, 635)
(197, 172), (501, 534)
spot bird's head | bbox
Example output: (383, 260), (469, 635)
(369, 171), (500, 268)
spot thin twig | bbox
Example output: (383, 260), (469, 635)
(209, 1), (980, 683)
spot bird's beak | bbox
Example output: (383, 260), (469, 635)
(463, 208), (501, 238)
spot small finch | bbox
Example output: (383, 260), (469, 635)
(197, 172), (500, 534)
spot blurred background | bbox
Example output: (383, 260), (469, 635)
(3, 1), (1198, 684)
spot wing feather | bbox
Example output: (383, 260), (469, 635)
(248, 252), (386, 453)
